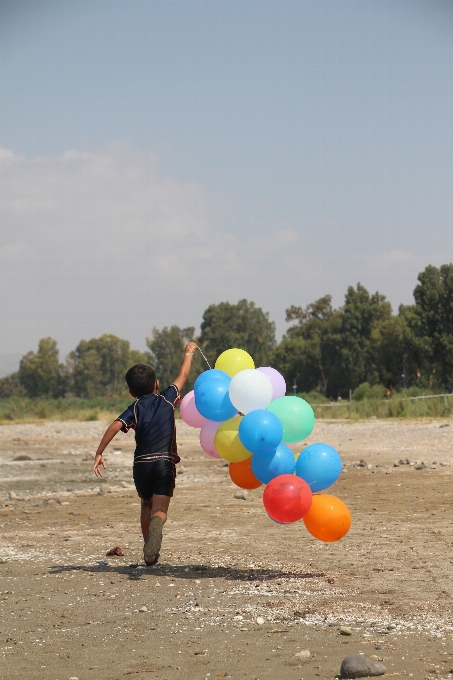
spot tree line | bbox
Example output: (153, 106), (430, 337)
(1, 263), (452, 400)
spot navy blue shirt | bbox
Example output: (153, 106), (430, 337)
(116, 385), (181, 462)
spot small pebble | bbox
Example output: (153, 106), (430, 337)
(256, 617), (265, 625)
(139, 606), (148, 612)
(234, 490), (248, 500)
(294, 650), (310, 659)
(339, 626), (353, 636)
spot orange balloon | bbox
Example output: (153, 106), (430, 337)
(229, 457), (262, 490)
(303, 494), (351, 542)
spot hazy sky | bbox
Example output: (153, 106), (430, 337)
(1, 0), (452, 375)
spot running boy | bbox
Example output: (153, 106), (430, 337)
(92, 341), (198, 566)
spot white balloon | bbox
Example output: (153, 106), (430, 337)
(228, 369), (273, 414)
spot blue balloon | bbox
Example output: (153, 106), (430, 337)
(295, 442), (342, 492)
(251, 443), (295, 484)
(195, 377), (237, 422)
(238, 410), (283, 455)
(194, 369), (231, 392)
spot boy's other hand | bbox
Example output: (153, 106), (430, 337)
(93, 454), (107, 478)
(185, 342), (198, 355)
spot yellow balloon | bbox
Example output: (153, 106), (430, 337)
(214, 416), (252, 462)
(215, 348), (255, 377)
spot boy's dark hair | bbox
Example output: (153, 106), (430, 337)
(125, 364), (157, 397)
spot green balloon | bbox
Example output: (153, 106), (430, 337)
(267, 396), (315, 443)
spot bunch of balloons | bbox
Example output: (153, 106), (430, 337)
(180, 348), (351, 542)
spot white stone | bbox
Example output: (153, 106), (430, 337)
(234, 490), (248, 500)
(256, 617), (265, 625)
(295, 650), (310, 659)
(139, 606), (148, 612)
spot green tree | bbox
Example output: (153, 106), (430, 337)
(71, 348), (104, 398)
(18, 337), (62, 398)
(199, 300), (276, 367)
(276, 287), (402, 398)
(71, 334), (151, 397)
(147, 326), (202, 392)
(339, 284), (393, 392)
(402, 264), (453, 390)
(369, 314), (406, 389)
(281, 295), (343, 395)
(0, 372), (27, 398)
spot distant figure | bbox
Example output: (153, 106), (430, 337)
(93, 342), (198, 566)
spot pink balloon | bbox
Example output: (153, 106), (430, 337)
(180, 391), (207, 428)
(287, 440), (304, 452)
(257, 367), (287, 400)
(199, 420), (221, 458)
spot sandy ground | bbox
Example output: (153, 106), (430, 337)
(1, 418), (453, 680)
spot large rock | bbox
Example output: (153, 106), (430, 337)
(340, 654), (387, 678)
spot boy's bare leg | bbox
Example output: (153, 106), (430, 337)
(142, 495), (171, 563)
(140, 499), (153, 541)
(140, 496), (171, 539)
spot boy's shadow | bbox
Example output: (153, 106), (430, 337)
(49, 562), (325, 582)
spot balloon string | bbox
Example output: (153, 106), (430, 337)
(197, 346), (212, 370)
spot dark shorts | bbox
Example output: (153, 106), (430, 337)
(133, 458), (176, 500)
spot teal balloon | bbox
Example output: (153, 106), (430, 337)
(251, 443), (295, 484)
(295, 442), (342, 492)
(267, 396), (314, 443)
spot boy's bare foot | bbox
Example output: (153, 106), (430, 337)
(144, 516), (164, 560)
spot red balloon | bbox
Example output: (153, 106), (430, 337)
(263, 474), (312, 523)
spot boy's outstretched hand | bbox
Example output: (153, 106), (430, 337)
(173, 342), (198, 392)
(92, 420), (123, 478)
(93, 454), (107, 478)
(185, 341), (198, 355)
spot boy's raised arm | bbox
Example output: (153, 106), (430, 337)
(173, 342), (198, 392)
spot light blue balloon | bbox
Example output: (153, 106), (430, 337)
(194, 369), (231, 392)
(295, 442), (342, 492)
(195, 377), (237, 422)
(251, 443), (295, 484)
(238, 409), (283, 455)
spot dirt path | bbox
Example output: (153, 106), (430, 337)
(1, 419), (452, 680)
